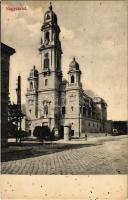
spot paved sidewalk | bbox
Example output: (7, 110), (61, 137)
(1, 135), (128, 174)
(52, 134), (128, 144)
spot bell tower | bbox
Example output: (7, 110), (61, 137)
(67, 57), (82, 88)
(26, 66), (38, 120)
(39, 2), (62, 90)
(38, 3), (62, 131)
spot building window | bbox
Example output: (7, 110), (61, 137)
(71, 130), (74, 136)
(46, 14), (50, 20)
(30, 82), (33, 90)
(62, 107), (65, 114)
(71, 75), (74, 83)
(29, 109), (31, 113)
(83, 107), (86, 115)
(44, 53), (49, 58)
(45, 79), (48, 86)
(93, 123), (95, 127)
(44, 58), (49, 69)
(71, 106), (74, 111)
(45, 31), (50, 41)
(88, 122), (90, 127)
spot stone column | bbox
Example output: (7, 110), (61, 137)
(64, 125), (70, 141)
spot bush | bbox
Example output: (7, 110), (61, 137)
(33, 126), (52, 141)
(8, 122), (17, 138)
(33, 126), (42, 138)
(20, 130), (31, 138)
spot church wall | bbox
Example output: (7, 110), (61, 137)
(80, 118), (101, 133)
(25, 94), (38, 120)
(38, 72), (55, 90)
(38, 91), (54, 117)
(37, 89), (60, 129)
(66, 90), (80, 115)
(62, 117), (80, 137)
(38, 72), (61, 92)
(63, 89), (80, 136)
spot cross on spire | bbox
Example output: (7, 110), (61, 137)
(49, 2), (53, 11)
(73, 57), (76, 61)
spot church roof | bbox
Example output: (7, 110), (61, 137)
(93, 96), (107, 105)
(1, 42), (16, 55)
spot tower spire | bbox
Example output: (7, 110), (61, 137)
(73, 57), (76, 61)
(49, 2), (53, 11)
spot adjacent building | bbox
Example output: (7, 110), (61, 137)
(1, 43), (16, 146)
(25, 4), (107, 137)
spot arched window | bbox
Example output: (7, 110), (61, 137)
(30, 82), (33, 90)
(45, 79), (48, 86)
(44, 53), (49, 58)
(45, 14), (50, 20)
(83, 106), (86, 115)
(62, 107), (65, 115)
(44, 58), (49, 69)
(71, 75), (74, 83)
(44, 53), (49, 69)
(45, 31), (50, 41)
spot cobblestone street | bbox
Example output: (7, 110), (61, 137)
(1, 135), (128, 174)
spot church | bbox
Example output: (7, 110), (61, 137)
(25, 3), (107, 138)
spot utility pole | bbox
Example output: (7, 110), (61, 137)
(16, 74), (22, 144)
(79, 105), (81, 137)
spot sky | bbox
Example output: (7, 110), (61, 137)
(1, 1), (127, 121)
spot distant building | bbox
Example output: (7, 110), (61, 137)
(25, 4), (107, 137)
(105, 120), (113, 133)
(1, 43), (15, 146)
(112, 121), (128, 134)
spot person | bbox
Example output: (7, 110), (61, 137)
(51, 128), (55, 141)
(85, 134), (87, 141)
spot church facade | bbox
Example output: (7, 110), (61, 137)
(25, 4), (107, 137)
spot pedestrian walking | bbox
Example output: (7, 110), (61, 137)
(85, 134), (87, 141)
(51, 128), (55, 141)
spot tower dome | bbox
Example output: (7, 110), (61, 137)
(44, 2), (57, 24)
(69, 57), (80, 70)
(29, 66), (38, 78)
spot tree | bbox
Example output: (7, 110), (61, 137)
(8, 103), (25, 144)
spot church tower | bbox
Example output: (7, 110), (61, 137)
(38, 3), (62, 131)
(65, 58), (82, 137)
(39, 2), (62, 82)
(68, 57), (82, 88)
(26, 66), (38, 120)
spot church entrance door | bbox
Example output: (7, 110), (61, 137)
(60, 126), (64, 139)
